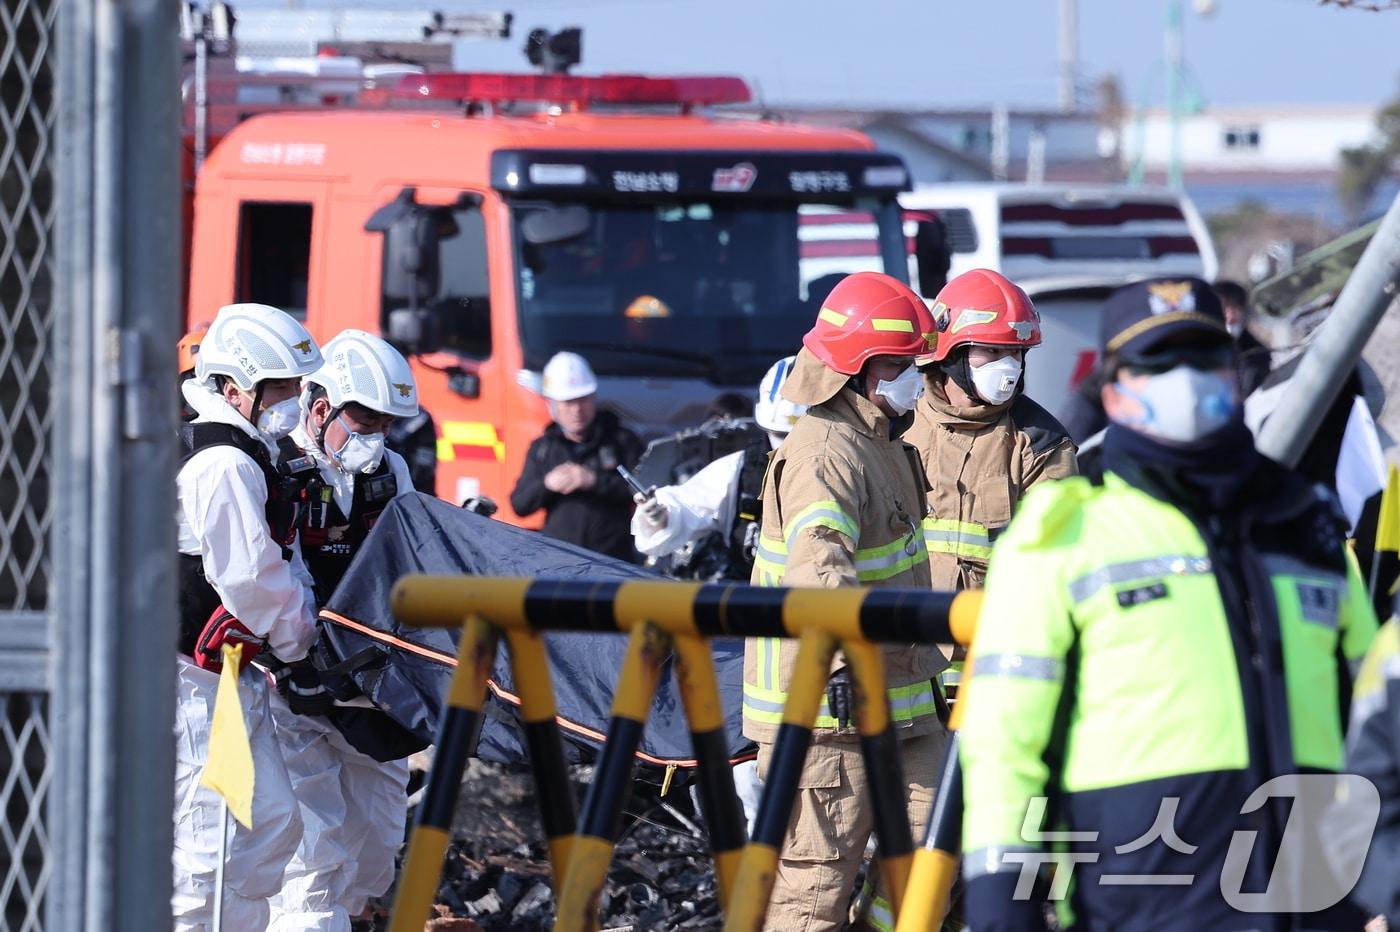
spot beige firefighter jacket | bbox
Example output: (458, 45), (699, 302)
(905, 376), (1078, 591)
(743, 348), (945, 743)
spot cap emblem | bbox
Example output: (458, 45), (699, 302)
(1146, 281), (1196, 316)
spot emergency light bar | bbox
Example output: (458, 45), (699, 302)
(393, 72), (751, 108)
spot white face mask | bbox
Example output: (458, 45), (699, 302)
(1113, 365), (1239, 444)
(1227, 320), (1245, 339)
(970, 356), (1023, 405)
(328, 415), (387, 473)
(875, 364), (924, 416)
(256, 396), (302, 441)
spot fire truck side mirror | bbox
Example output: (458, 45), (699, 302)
(368, 190), (445, 355)
(386, 307), (440, 357)
(383, 212), (441, 304)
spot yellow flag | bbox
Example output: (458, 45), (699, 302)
(200, 643), (255, 829)
(1378, 464), (1400, 554)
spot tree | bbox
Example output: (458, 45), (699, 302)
(1338, 93), (1400, 225)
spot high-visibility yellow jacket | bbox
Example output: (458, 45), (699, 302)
(1347, 618), (1400, 926)
(904, 382), (1077, 591)
(960, 458), (1378, 931)
(743, 348), (943, 743)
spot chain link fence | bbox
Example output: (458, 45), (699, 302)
(0, 695), (48, 932)
(0, 0), (57, 926)
(0, 0), (55, 612)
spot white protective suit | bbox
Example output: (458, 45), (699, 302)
(172, 659), (303, 932)
(267, 424), (414, 932)
(174, 380), (315, 931)
(635, 447), (771, 838)
(630, 449), (747, 558)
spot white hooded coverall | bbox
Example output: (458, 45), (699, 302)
(267, 424), (415, 931)
(173, 380), (316, 932)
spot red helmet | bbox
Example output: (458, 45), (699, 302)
(923, 269), (1040, 364)
(802, 272), (936, 376)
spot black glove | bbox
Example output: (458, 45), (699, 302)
(275, 658), (335, 717)
(826, 668), (855, 730)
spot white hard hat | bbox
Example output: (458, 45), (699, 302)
(196, 303), (322, 390)
(754, 355), (807, 434)
(541, 351), (598, 402)
(306, 329), (420, 418)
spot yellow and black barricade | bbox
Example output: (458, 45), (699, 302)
(387, 576), (980, 932)
(895, 595), (981, 932)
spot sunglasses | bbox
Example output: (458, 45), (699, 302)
(1120, 344), (1235, 376)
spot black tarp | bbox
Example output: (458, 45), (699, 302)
(315, 493), (755, 776)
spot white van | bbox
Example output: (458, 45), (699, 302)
(901, 183), (1218, 283)
(900, 183), (1219, 417)
(1014, 276), (1130, 420)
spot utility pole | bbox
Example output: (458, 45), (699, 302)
(1058, 0), (1078, 113)
(990, 103), (1010, 181)
(1027, 125), (1048, 184)
(1166, 0), (1184, 189)
(1129, 0), (1209, 187)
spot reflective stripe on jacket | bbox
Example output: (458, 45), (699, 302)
(959, 466), (1378, 931)
(742, 357), (943, 744)
(905, 385), (1077, 591)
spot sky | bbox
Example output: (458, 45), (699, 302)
(243, 0), (1400, 111)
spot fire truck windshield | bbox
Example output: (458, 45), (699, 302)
(512, 198), (906, 385)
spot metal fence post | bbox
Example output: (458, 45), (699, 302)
(50, 0), (180, 928)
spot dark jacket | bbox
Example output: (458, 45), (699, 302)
(1059, 369), (1109, 446)
(1236, 329), (1272, 398)
(386, 409), (438, 496)
(510, 409), (643, 561)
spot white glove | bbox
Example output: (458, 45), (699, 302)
(636, 493), (669, 530)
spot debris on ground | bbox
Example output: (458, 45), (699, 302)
(366, 758), (723, 930)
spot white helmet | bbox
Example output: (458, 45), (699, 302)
(196, 303), (322, 390)
(541, 351), (598, 401)
(755, 355), (807, 435)
(305, 329), (420, 418)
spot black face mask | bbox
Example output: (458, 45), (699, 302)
(938, 352), (979, 403)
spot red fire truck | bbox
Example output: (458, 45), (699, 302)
(186, 68), (943, 519)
